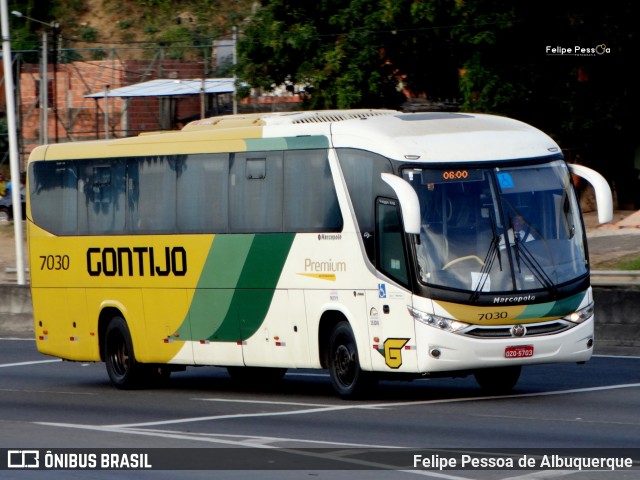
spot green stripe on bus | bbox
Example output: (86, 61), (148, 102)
(179, 233), (295, 342)
(178, 235), (253, 341)
(196, 235), (254, 288)
(232, 234), (295, 340)
(245, 136), (329, 151)
(245, 138), (288, 151)
(515, 291), (586, 320)
(544, 292), (586, 317)
(284, 136), (330, 150)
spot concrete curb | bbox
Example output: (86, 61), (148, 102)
(0, 285), (33, 338)
(592, 287), (640, 356)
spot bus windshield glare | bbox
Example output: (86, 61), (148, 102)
(404, 159), (587, 295)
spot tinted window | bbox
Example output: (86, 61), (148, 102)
(78, 161), (126, 234)
(30, 149), (342, 236)
(229, 151), (283, 233)
(284, 149), (342, 232)
(128, 156), (179, 233)
(29, 161), (78, 235)
(376, 198), (409, 286)
(177, 154), (229, 233)
(336, 148), (394, 261)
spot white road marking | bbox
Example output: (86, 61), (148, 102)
(33, 380), (640, 478)
(4, 341), (635, 478)
(594, 354), (640, 360)
(0, 359), (61, 368)
(373, 382), (640, 409)
(38, 381), (640, 431)
(192, 397), (343, 407)
(34, 422), (475, 479)
(105, 404), (363, 429)
(193, 397), (384, 409)
(0, 387), (96, 395)
(501, 471), (578, 480)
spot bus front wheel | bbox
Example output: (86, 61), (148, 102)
(104, 316), (145, 389)
(328, 322), (375, 399)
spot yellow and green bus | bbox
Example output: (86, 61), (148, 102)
(27, 110), (612, 397)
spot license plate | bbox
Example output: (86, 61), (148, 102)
(504, 345), (534, 358)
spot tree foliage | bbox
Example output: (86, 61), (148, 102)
(237, 0), (639, 205)
(236, 0), (470, 108)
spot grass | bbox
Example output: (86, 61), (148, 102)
(614, 256), (640, 270)
(595, 253), (640, 271)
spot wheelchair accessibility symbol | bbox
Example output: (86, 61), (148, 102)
(378, 284), (386, 298)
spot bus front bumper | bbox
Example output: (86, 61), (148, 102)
(414, 316), (594, 373)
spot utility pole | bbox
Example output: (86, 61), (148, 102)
(103, 84), (109, 139)
(232, 26), (238, 115)
(12, 10), (60, 144)
(40, 29), (48, 143)
(1, 0), (26, 285)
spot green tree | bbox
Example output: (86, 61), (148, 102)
(238, 0), (639, 206)
(236, 0), (458, 109)
(454, 0), (639, 206)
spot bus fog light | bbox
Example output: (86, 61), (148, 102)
(587, 338), (593, 348)
(430, 348), (441, 359)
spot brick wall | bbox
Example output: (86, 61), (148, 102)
(19, 59), (128, 157)
(13, 58), (302, 164)
(16, 59), (218, 161)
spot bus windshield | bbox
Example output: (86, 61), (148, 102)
(403, 159), (587, 295)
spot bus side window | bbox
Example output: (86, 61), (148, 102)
(376, 198), (409, 286)
(229, 151), (283, 233)
(127, 157), (177, 233)
(284, 149), (343, 233)
(29, 161), (79, 235)
(78, 161), (126, 234)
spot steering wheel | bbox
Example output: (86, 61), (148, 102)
(442, 255), (485, 270)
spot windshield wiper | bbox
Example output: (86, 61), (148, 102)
(513, 239), (559, 297)
(470, 211), (502, 302)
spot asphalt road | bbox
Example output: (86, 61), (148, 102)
(1, 338), (640, 479)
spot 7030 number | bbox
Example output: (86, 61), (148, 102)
(40, 255), (70, 271)
(478, 311), (508, 321)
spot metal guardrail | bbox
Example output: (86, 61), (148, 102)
(590, 270), (640, 287)
(3, 268), (30, 283)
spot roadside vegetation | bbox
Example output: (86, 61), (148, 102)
(598, 255), (640, 271)
(5, 0), (640, 210)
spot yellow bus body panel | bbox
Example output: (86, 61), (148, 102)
(29, 222), (214, 364)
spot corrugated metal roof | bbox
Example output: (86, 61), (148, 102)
(84, 78), (235, 98)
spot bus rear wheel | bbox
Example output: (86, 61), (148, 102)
(328, 322), (375, 399)
(104, 316), (145, 389)
(474, 366), (521, 394)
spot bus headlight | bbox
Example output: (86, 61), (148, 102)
(407, 306), (469, 333)
(563, 303), (594, 324)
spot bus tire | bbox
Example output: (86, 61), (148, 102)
(104, 316), (145, 389)
(474, 366), (521, 394)
(328, 322), (375, 399)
